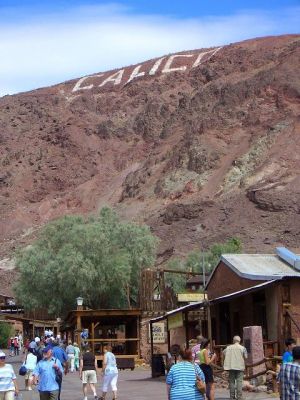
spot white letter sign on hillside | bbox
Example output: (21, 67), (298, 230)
(71, 47), (223, 93)
(99, 69), (124, 87)
(149, 57), (165, 75)
(162, 54), (194, 73)
(193, 47), (222, 67)
(127, 65), (146, 84)
(72, 74), (104, 92)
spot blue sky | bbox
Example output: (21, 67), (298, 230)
(0, 0), (299, 96)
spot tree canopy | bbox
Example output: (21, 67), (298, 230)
(15, 207), (158, 316)
(165, 237), (242, 293)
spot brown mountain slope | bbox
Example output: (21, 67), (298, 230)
(0, 35), (300, 261)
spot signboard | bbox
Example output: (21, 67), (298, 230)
(149, 322), (166, 344)
(178, 293), (205, 303)
(168, 312), (183, 330)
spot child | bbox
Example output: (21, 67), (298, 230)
(282, 338), (296, 363)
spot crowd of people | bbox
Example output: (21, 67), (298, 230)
(0, 332), (118, 400)
(1, 331), (300, 400)
(166, 335), (300, 400)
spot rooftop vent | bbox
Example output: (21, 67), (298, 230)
(276, 247), (300, 271)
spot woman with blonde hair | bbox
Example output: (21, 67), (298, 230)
(99, 344), (118, 400)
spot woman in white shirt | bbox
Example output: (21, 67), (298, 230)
(0, 350), (19, 400)
(24, 347), (37, 390)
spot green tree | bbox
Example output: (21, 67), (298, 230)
(165, 237), (242, 293)
(14, 207), (158, 316)
(0, 322), (12, 348)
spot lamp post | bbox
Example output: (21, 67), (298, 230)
(76, 296), (83, 309)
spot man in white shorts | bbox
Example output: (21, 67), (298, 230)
(0, 350), (19, 400)
(79, 347), (98, 400)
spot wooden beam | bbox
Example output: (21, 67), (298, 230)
(161, 269), (203, 276)
(185, 311), (190, 349)
(150, 321), (154, 378)
(91, 322), (95, 354)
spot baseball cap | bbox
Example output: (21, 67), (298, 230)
(42, 345), (52, 353)
(35, 337), (41, 343)
(0, 351), (6, 358)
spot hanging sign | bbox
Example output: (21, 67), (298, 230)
(168, 312), (183, 330)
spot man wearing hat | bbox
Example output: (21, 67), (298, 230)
(32, 345), (64, 400)
(0, 350), (19, 400)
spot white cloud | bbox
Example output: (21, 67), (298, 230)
(0, 3), (299, 96)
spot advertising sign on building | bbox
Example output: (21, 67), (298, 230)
(149, 322), (166, 343)
(168, 312), (184, 330)
(177, 293), (205, 303)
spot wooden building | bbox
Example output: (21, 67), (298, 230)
(150, 248), (300, 358)
(206, 248), (300, 353)
(63, 308), (141, 369)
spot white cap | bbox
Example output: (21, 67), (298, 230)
(0, 351), (6, 357)
(35, 337), (41, 343)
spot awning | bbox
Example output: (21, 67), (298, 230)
(149, 279), (281, 324)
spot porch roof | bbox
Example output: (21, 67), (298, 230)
(149, 279), (283, 323)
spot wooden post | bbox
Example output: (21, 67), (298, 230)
(150, 321), (154, 378)
(185, 311), (189, 349)
(137, 316), (141, 359)
(167, 318), (170, 353)
(91, 322), (95, 354)
(207, 301), (212, 345)
(76, 313), (82, 346)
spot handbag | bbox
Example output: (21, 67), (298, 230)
(194, 365), (206, 394)
(19, 355), (27, 376)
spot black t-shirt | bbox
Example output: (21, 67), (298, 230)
(82, 352), (95, 371)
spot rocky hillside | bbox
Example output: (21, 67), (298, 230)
(0, 34), (299, 262)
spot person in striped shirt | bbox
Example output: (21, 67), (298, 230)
(166, 348), (205, 400)
(278, 346), (300, 400)
(0, 350), (19, 400)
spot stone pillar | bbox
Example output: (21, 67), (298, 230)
(243, 326), (265, 377)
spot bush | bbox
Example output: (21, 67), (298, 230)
(0, 322), (13, 349)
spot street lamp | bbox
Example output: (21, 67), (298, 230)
(76, 297), (83, 307)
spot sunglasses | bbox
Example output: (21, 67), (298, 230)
(0, 357), (6, 360)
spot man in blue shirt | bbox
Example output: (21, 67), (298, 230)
(282, 338), (296, 364)
(52, 341), (68, 400)
(32, 345), (64, 400)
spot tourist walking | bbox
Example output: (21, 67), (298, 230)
(32, 345), (63, 400)
(99, 345), (118, 400)
(79, 346), (98, 400)
(13, 337), (19, 356)
(166, 348), (205, 400)
(278, 346), (300, 399)
(74, 342), (80, 371)
(23, 347), (37, 390)
(223, 336), (248, 400)
(66, 341), (75, 372)
(282, 338), (296, 363)
(52, 341), (68, 400)
(192, 335), (204, 365)
(0, 350), (19, 400)
(197, 339), (216, 400)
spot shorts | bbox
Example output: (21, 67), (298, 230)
(25, 369), (33, 379)
(82, 370), (97, 384)
(0, 391), (15, 400)
(102, 372), (118, 392)
(200, 364), (214, 383)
